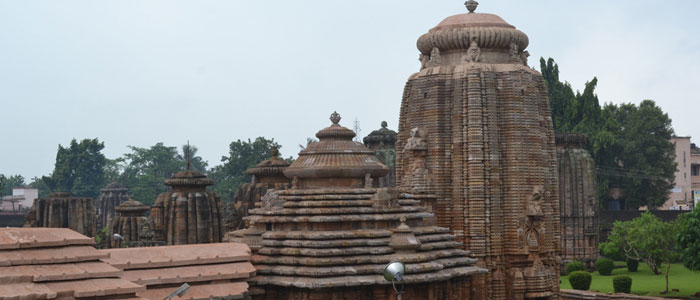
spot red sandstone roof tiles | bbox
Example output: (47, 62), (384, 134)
(100, 243), (255, 300)
(0, 228), (145, 300)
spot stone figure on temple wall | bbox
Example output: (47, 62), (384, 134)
(466, 37), (481, 63)
(401, 127), (434, 194)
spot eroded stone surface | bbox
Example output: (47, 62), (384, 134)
(24, 192), (97, 237)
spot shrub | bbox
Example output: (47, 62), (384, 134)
(613, 275), (632, 293)
(596, 257), (615, 276)
(566, 260), (586, 275)
(626, 259), (639, 272)
(568, 271), (592, 290)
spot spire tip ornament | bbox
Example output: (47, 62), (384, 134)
(465, 0), (478, 13)
(330, 111), (341, 125)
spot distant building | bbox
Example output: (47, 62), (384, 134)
(0, 187), (38, 212)
(668, 137), (700, 210)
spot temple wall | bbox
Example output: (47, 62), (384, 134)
(396, 63), (561, 299)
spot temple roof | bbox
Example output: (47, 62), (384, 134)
(164, 169), (214, 187)
(101, 181), (127, 192)
(0, 228), (143, 300)
(417, 1), (528, 55)
(363, 121), (398, 147)
(101, 243), (255, 300)
(246, 148), (290, 178)
(114, 199), (149, 214)
(284, 112), (388, 181)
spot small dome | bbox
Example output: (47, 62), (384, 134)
(363, 121), (397, 147)
(246, 148), (290, 178)
(115, 199), (149, 213)
(284, 112), (388, 184)
(417, 2), (528, 55)
(164, 170), (214, 187)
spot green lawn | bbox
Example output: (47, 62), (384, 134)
(561, 262), (700, 298)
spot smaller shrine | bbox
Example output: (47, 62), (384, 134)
(95, 182), (130, 231)
(225, 148), (291, 232)
(150, 161), (224, 245)
(24, 192), (96, 237)
(557, 133), (599, 268)
(364, 121), (398, 187)
(231, 112), (486, 300)
(107, 198), (159, 248)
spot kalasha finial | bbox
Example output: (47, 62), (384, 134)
(381, 121), (388, 128)
(330, 111), (341, 125)
(465, 0), (478, 13)
(270, 147), (280, 158)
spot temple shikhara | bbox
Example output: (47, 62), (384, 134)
(395, 1), (561, 298)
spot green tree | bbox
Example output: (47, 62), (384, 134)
(42, 138), (108, 199)
(0, 174), (26, 196)
(29, 176), (51, 198)
(210, 137), (286, 201)
(542, 58), (676, 210)
(121, 143), (182, 205)
(677, 207), (700, 272)
(181, 144), (208, 172)
(601, 212), (679, 293)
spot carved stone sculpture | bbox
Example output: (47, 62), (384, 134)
(557, 133), (599, 269)
(95, 182), (130, 231)
(25, 192), (97, 237)
(397, 2), (560, 299)
(150, 167), (223, 245)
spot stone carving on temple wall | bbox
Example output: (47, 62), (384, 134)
(429, 47), (441, 65)
(510, 42), (522, 64)
(107, 199), (160, 248)
(466, 37), (481, 63)
(401, 127), (434, 195)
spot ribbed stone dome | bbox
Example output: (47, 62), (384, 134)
(416, 1), (529, 66)
(164, 170), (214, 187)
(246, 148), (290, 179)
(284, 112), (388, 188)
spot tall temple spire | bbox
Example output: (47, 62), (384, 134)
(465, 0), (478, 13)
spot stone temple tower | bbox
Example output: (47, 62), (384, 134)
(395, 2), (560, 299)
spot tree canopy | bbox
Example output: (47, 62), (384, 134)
(210, 137), (289, 201)
(677, 207), (700, 272)
(0, 174), (26, 196)
(541, 57), (676, 209)
(41, 138), (108, 199)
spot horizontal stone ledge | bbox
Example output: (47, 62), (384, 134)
(283, 200), (375, 208)
(252, 249), (471, 266)
(258, 246), (395, 257)
(262, 238), (390, 248)
(246, 212), (433, 223)
(262, 230), (392, 240)
(248, 206), (422, 216)
(279, 189), (378, 196)
(253, 266), (488, 289)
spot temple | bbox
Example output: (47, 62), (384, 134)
(107, 198), (159, 248)
(364, 121), (398, 187)
(95, 182), (130, 231)
(225, 148), (291, 232)
(395, 1), (561, 298)
(231, 112), (486, 300)
(24, 192), (97, 238)
(556, 133), (599, 269)
(151, 165), (224, 245)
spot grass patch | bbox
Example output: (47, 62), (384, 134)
(560, 262), (700, 298)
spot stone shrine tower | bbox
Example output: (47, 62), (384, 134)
(151, 164), (224, 245)
(107, 198), (157, 248)
(364, 121), (398, 187)
(395, 2), (560, 299)
(225, 148), (291, 232)
(232, 113), (486, 300)
(556, 133), (599, 269)
(95, 182), (130, 231)
(25, 192), (97, 237)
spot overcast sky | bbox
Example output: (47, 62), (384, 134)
(1, 0), (699, 180)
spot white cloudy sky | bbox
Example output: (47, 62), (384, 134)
(1, 0), (699, 180)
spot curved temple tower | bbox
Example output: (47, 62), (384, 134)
(396, 2), (561, 299)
